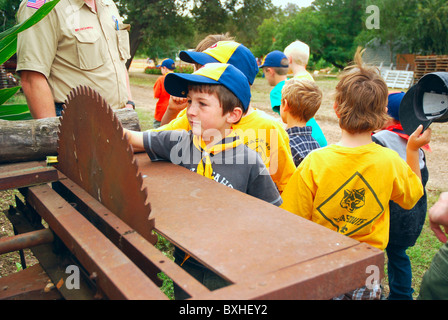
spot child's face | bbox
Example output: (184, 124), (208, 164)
(186, 90), (232, 144)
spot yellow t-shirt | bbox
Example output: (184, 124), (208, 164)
(280, 143), (423, 250)
(154, 108), (296, 193)
(293, 71), (314, 82)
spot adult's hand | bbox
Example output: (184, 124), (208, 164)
(428, 192), (448, 243)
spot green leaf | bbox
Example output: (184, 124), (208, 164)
(0, 104), (32, 120)
(0, 0), (61, 65)
(0, 86), (21, 106)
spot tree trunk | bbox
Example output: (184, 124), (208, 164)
(125, 24), (144, 70)
(0, 109), (141, 164)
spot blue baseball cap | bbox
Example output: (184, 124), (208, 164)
(164, 63), (251, 111)
(260, 50), (289, 68)
(179, 41), (259, 85)
(387, 91), (405, 121)
(156, 58), (176, 70)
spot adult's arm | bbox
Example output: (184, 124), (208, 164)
(20, 70), (57, 118)
(124, 69), (134, 109)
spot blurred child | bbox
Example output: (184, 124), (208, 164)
(372, 91), (431, 300)
(283, 41), (327, 147)
(153, 58), (176, 128)
(284, 40), (314, 82)
(280, 78), (322, 166)
(280, 48), (431, 300)
(260, 50), (289, 114)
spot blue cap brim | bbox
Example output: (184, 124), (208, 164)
(179, 51), (219, 66)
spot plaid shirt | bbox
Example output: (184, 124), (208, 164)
(287, 126), (320, 166)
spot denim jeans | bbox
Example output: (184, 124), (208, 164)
(55, 102), (64, 117)
(386, 243), (414, 300)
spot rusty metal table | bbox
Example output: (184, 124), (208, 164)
(0, 156), (383, 300)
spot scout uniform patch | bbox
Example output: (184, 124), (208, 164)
(27, 0), (46, 9)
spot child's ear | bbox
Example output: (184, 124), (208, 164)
(227, 107), (243, 124)
(281, 99), (289, 111)
(333, 101), (341, 118)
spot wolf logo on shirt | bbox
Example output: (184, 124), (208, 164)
(340, 188), (366, 213)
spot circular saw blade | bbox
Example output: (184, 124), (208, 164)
(57, 86), (156, 244)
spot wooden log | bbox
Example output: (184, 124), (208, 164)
(0, 109), (141, 164)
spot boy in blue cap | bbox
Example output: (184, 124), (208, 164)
(260, 50), (289, 114)
(261, 50), (327, 148)
(155, 41), (297, 195)
(124, 63), (282, 299)
(372, 91), (431, 300)
(153, 58), (176, 128)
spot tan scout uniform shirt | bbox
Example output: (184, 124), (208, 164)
(16, 0), (131, 109)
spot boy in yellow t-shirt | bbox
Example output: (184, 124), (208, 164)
(280, 48), (431, 300)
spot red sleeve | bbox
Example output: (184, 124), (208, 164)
(153, 76), (163, 98)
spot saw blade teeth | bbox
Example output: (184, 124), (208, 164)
(114, 113), (122, 130)
(57, 85), (154, 243)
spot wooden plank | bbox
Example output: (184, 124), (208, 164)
(0, 109), (141, 164)
(383, 70), (414, 89)
(26, 184), (168, 300)
(134, 154), (383, 289)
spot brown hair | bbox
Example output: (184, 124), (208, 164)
(188, 84), (245, 122)
(195, 33), (234, 52)
(334, 47), (389, 134)
(191, 33), (235, 70)
(281, 79), (322, 122)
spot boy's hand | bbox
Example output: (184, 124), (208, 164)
(169, 96), (188, 112)
(429, 192), (448, 243)
(161, 96), (188, 125)
(407, 124), (431, 152)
